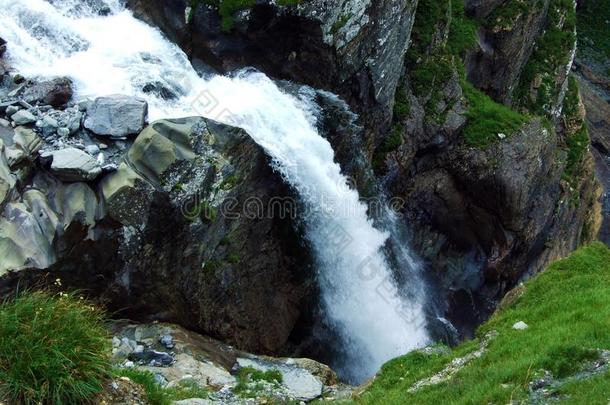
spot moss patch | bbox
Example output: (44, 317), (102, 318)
(515, 0), (577, 115)
(462, 80), (529, 148)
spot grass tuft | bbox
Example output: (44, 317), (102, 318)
(0, 291), (111, 404)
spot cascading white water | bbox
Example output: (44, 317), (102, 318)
(0, 0), (429, 382)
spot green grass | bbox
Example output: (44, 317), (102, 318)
(0, 291), (111, 404)
(191, 0), (300, 30)
(462, 80), (529, 148)
(234, 366), (283, 398)
(563, 124), (590, 183)
(346, 242), (610, 404)
(515, 0), (577, 115)
(113, 368), (209, 405)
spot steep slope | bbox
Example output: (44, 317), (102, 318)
(350, 242), (610, 404)
(377, 0), (601, 338)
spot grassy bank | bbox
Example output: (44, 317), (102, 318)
(347, 243), (610, 404)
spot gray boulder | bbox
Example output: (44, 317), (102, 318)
(84, 95), (148, 137)
(21, 77), (73, 108)
(11, 110), (36, 125)
(47, 147), (102, 182)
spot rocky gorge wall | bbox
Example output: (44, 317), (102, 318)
(124, 0), (602, 338)
(0, 0), (603, 370)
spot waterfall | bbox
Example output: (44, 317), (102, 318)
(0, 0), (429, 382)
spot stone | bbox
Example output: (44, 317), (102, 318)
(100, 162), (154, 227)
(84, 95), (148, 137)
(85, 144), (100, 155)
(512, 321), (529, 330)
(5, 105), (19, 117)
(11, 110), (36, 125)
(129, 349), (174, 367)
(47, 147), (102, 182)
(160, 334), (175, 349)
(172, 400), (212, 405)
(21, 77), (73, 108)
(0, 141), (16, 205)
(39, 115), (59, 137)
(57, 127), (70, 137)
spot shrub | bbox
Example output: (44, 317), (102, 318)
(0, 291), (110, 404)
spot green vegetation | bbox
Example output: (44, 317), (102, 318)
(562, 75), (581, 125)
(191, 0), (300, 31)
(563, 124), (590, 183)
(396, 0), (527, 149)
(577, 0), (610, 61)
(462, 80), (528, 148)
(447, 0), (478, 55)
(559, 74), (590, 189)
(515, 0), (577, 115)
(0, 291), (110, 404)
(114, 368), (209, 405)
(348, 243), (610, 404)
(234, 366), (283, 398)
(373, 84), (409, 171)
(484, 0), (536, 31)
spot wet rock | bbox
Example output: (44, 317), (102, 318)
(0, 37), (6, 58)
(100, 162), (154, 227)
(5, 105), (19, 117)
(21, 77), (73, 108)
(129, 349), (175, 367)
(160, 334), (175, 349)
(84, 95), (148, 137)
(0, 140), (16, 205)
(46, 147), (102, 182)
(11, 109), (36, 125)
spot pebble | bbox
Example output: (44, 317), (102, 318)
(159, 334), (175, 349)
(85, 144), (100, 155)
(57, 127), (70, 137)
(6, 105), (19, 116)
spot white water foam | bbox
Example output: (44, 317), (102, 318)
(0, 0), (429, 382)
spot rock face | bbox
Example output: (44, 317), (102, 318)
(378, 0), (600, 337)
(465, 0), (552, 104)
(84, 95), (148, 137)
(0, 114), (311, 355)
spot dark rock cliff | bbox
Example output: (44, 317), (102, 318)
(0, 0), (602, 359)
(126, 0), (418, 146)
(123, 0), (602, 339)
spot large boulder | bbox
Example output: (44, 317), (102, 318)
(84, 95), (148, 137)
(0, 117), (311, 356)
